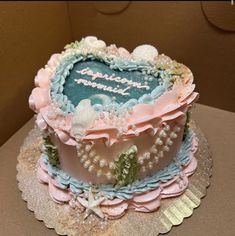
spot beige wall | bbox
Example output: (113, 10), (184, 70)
(0, 1), (234, 145)
(0, 1), (72, 145)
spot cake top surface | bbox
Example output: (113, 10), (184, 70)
(50, 37), (191, 114)
(29, 36), (198, 146)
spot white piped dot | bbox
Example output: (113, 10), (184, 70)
(159, 130), (167, 138)
(154, 156), (159, 163)
(155, 138), (163, 146)
(88, 165), (94, 172)
(166, 138), (173, 146)
(106, 172), (112, 180)
(144, 152), (151, 160)
(163, 146), (170, 152)
(82, 154), (88, 160)
(89, 151), (96, 158)
(150, 146), (158, 154)
(99, 159), (107, 168)
(109, 162), (115, 169)
(174, 126), (181, 133)
(77, 152), (82, 158)
(84, 160), (91, 168)
(93, 155), (100, 163)
(164, 125), (170, 131)
(148, 161), (153, 169)
(158, 151), (164, 158)
(85, 145), (92, 152)
(170, 132), (177, 139)
(134, 130), (139, 136)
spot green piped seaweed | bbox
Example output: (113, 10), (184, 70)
(64, 40), (82, 50)
(43, 135), (60, 166)
(113, 145), (140, 187)
(183, 111), (191, 140)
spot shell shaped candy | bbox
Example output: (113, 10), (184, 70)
(132, 44), (158, 62)
(83, 36), (106, 50)
(72, 99), (98, 137)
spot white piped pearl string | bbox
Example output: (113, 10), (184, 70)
(139, 124), (181, 173)
(75, 123), (181, 179)
(76, 141), (115, 180)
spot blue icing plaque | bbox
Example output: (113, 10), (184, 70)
(63, 60), (159, 106)
(51, 54), (171, 113)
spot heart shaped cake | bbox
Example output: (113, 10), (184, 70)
(29, 36), (199, 219)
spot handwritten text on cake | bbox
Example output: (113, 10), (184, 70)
(75, 68), (150, 96)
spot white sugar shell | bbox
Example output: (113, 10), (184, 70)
(132, 44), (158, 62)
(72, 99), (98, 137)
(83, 36), (106, 50)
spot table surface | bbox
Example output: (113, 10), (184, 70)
(1, 103), (235, 236)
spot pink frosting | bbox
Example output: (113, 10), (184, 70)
(36, 134), (198, 219)
(106, 45), (131, 59)
(83, 82), (198, 146)
(34, 68), (52, 88)
(47, 53), (61, 68)
(28, 52), (77, 145)
(48, 182), (72, 204)
(28, 54), (59, 113)
(29, 53), (199, 148)
(39, 107), (76, 145)
(29, 87), (50, 112)
(29, 47), (198, 148)
(35, 113), (48, 130)
(118, 47), (131, 58)
(101, 202), (129, 218)
(37, 157), (72, 204)
(161, 176), (188, 198)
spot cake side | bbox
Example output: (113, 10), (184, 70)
(37, 128), (198, 219)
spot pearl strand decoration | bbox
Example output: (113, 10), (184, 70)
(140, 124), (181, 172)
(76, 141), (115, 180)
(76, 123), (181, 178)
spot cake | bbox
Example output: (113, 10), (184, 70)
(29, 36), (199, 220)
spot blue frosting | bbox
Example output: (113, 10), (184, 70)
(63, 60), (159, 105)
(42, 129), (195, 200)
(50, 53), (172, 113)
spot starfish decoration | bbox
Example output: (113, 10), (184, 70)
(77, 188), (105, 219)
